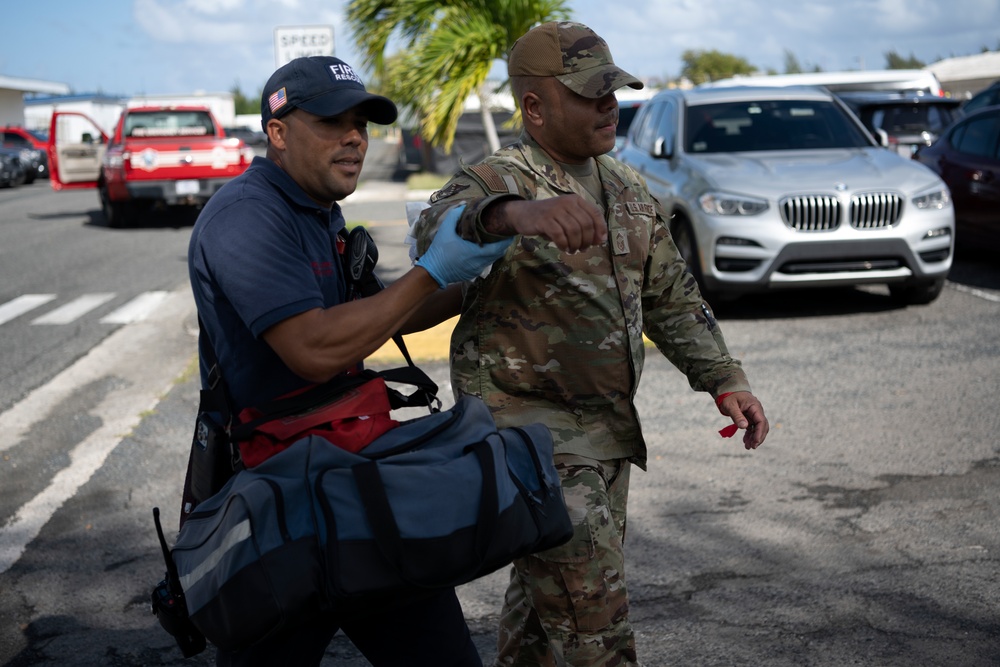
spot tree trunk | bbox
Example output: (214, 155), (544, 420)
(478, 88), (501, 154)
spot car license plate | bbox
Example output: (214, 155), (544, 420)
(176, 180), (199, 195)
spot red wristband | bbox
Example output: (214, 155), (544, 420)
(715, 392), (734, 408)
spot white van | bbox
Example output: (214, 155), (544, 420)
(700, 69), (944, 97)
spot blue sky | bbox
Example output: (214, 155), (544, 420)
(3, 0), (998, 98)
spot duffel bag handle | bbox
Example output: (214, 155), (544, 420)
(351, 440), (498, 588)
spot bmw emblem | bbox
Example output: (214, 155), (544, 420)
(834, 183), (848, 191)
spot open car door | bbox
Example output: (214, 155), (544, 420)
(48, 111), (109, 191)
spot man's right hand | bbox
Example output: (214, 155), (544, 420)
(415, 203), (513, 288)
(483, 195), (607, 253)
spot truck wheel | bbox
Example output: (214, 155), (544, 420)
(888, 278), (945, 306)
(100, 186), (133, 228)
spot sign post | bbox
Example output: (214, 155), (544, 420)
(273, 25), (335, 68)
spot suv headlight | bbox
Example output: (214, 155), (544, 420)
(911, 185), (950, 210)
(104, 154), (124, 169)
(698, 192), (769, 216)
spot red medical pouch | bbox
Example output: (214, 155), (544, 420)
(235, 377), (400, 468)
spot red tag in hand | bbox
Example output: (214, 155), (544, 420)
(718, 424), (739, 438)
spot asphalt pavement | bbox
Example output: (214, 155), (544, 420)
(2, 146), (998, 666)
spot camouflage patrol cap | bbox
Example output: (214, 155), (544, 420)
(508, 21), (643, 98)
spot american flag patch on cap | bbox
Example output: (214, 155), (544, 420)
(268, 87), (288, 113)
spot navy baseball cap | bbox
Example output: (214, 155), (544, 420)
(260, 56), (397, 129)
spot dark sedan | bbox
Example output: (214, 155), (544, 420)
(1, 144), (43, 184)
(1, 129), (48, 181)
(0, 146), (26, 187)
(915, 105), (1000, 252)
(960, 80), (1000, 116)
(223, 126), (267, 147)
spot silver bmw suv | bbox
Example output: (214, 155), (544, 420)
(616, 86), (954, 304)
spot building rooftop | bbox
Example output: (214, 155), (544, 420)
(926, 51), (1000, 82)
(0, 75), (71, 96)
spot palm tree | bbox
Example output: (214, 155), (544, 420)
(345, 0), (570, 156)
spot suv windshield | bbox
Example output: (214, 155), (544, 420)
(124, 110), (215, 138)
(685, 100), (871, 153)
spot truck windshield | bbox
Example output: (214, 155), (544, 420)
(685, 100), (872, 153)
(125, 111), (215, 138)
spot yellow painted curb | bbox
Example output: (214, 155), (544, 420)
(369, 316), (458, 363)
(369, 317), (657, 365)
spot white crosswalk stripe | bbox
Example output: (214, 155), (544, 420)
(0, 292), (172, 327)
(0, 294), (56, 326)
(31, 293), (116, 325)
(100, 291), (170, 324)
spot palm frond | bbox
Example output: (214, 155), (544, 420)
(345, 0), (572, 156)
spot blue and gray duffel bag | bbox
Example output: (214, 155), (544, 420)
(157, 394), (572, 653)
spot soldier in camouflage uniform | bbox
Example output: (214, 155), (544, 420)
(413, 22), (770, 667)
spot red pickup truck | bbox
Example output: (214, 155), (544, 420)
(48, 105), (253, 227)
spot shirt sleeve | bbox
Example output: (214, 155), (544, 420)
(191, 196), (327, 338)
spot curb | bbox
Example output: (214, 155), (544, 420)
(368, 316), (458, 364)
(343, 182), (437, 204)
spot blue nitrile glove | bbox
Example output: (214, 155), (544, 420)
(415, 203), (513, 288)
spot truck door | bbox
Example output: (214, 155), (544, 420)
(48, 112), (109, 191)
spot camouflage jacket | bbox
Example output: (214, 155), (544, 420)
(414, 133), (751, 467)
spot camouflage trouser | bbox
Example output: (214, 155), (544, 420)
(494, 453), (639, 667)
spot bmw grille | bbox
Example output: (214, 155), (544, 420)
(780, 192), (903, 231)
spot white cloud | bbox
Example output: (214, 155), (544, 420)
(572, 0), (999, 79)
(124, 0), (360, 95)
(134, 0), (254, 43)
(134, 0), (345, 45)
(183, 0), (245, 16)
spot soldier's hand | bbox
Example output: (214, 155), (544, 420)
(717, 391), (769, 450)
(486, 195), (607, 253)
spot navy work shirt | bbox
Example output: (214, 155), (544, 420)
(188, 156), (347, 412)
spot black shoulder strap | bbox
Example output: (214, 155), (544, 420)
(195, 315), (234, 428)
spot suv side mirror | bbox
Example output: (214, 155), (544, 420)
(652, 136), (673, 159)
(875, 128), (889, 148)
